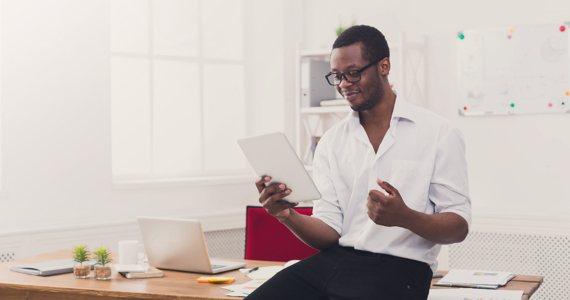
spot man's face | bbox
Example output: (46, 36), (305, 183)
(330, 43), (384, 112)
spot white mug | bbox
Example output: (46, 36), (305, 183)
(118, 240), (145, 265)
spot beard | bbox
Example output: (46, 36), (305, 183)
(350, 75), (384, 112)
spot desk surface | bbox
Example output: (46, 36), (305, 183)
(1, 250), (543, 300)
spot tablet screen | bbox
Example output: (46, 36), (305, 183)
(238, 132), (322, 203)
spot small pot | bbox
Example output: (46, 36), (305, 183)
(73, 263), (90, 279)
(94, 265), (112, 280)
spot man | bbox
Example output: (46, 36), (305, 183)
(246, 25), (471, 300)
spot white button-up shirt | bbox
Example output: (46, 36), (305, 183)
(311, 95), (471, 272)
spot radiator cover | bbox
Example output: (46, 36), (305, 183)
(204, 228), (246, 260)
(0, 252), (15, 263)
(449, 231), (569, 300)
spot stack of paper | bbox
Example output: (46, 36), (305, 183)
(114, 264), (148, 273)
(222, 261), (300, 297)
(428, 288), (523, 300)
(117, 266), (164, 279)
(239, 260), (299, 280)
(240, 266), (284, 280)
(222, 280), (266, 297)
(434, 269), (516, 289)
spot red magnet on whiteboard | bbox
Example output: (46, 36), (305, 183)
(561, 26), (566, 32)
(463, 106), (467, 110)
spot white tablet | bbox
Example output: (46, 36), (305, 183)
(238, 132), (322, 203)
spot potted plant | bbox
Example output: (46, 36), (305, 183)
(335, 19), (357, 36)
(93, 246), (113, 280)
(72, 245), (91, 278)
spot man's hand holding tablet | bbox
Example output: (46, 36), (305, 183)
(255, 175), (299, 221)
(238, 132), (322, 204)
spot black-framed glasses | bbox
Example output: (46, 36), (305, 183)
(325, 58), (382, 86)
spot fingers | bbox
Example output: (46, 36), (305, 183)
(366, 199), (381, 223)
(368, 189), (388, 203)
(255, 176), (271, 194)
(268, 200), (297, 211)
(367, 194), (384, 211)
(262, 198), (297, 218)
(259, 183), (291, 204)
(367, 193), (388, 225)
(376, 179), (398, 196)
(366, 196), (374, 209)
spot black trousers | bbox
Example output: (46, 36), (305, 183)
(245, 244), (432, 300)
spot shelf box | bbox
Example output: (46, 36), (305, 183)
(299, 49), (332, 57)
(300, 106), (351, 114)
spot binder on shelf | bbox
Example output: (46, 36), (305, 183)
(320, 98), (348, 107)
(300, 58), (336, 107)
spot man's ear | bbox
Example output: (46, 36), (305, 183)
(379, 58), (390, 76)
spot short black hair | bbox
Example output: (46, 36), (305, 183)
(332, 25), (390, 63)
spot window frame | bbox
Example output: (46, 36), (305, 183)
(110, 0), (252, 185)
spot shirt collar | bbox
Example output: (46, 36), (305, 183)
(348, 90), (416, 131)
(391, 93), (415, 123)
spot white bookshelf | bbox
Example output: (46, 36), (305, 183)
(294, 33), (426, 167)
(300, 106), (352, 114)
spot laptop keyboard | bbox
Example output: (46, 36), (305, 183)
(211, 264), (226, 270)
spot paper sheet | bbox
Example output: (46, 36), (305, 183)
(223, 280), (266, 297)
(225, 261), (300, 296)
(439, 269), (514, 285)
(428, 288), (524, 300)
(239, 266), (284, 280)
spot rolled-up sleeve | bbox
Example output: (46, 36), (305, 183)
(429, 125), (472, 229)
(310, 133), (344, 235)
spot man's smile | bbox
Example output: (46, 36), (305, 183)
(343, 90), (360, 101)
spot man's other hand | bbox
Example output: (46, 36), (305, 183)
(366, 178), (412, 227)
(255, 175), (299, 222)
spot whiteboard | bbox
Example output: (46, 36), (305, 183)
(457, 23), (570, 115)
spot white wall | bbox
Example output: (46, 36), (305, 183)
(0, 0), (288, 256)
(5, 0), (568, 259)
(301, 0), (570, 219)
(248, 0), (287, 137)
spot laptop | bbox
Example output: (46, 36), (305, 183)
(137, 216), (246, 274)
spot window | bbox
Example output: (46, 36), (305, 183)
(110, 0), (247, 181)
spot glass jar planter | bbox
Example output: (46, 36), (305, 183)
(94, 264), (112, 280)
(73, 263), (90, 279)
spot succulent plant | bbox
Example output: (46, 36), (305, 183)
(72, 245), (90, 266)
(93, 246), (113, 266)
